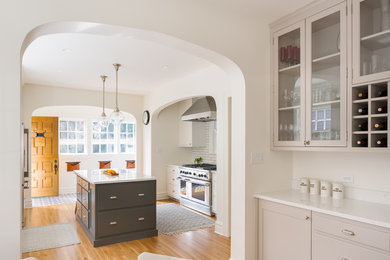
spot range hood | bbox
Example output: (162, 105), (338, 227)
(181, 96), (216, 122)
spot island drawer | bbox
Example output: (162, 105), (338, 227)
(81, 205), (89, 228)
(81, 179), (89, 191)
(81, 187), (89, 209)
(96, 205), (155, 237)
(77, 184), (82, 202)
(76, 201), (82, 218)
(97, 181), (156, 211)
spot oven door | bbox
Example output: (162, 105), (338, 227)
(180, 178), (189, 199)
(187, 179), (211, 206)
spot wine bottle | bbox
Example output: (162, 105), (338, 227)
(376, 138), (387, 147)
(374, 122), (387, 130)
(356, 122), (368, 131)
(356, 138), (367, 146)
(357, 107), (367, 115)
(376, 89), (388, 97)
(357, 92), (368, 99)
(377, 106), (387, 113)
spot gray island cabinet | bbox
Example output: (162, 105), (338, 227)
(74, 169), (158, 247)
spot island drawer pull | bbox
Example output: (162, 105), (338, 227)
(341, 229), (355, 236)
(138, 217), (145, 221)
(110, 196), (118, 200)
(110, 221), (118, 225)
(138, 193), (145, 197)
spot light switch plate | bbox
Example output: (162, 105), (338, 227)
(250, 152), (263, 164)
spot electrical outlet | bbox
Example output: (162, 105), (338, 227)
(341, 176), (354, 183)
(250, 152), (263, 164)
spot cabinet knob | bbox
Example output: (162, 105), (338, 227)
(341, 229), (355, 236)
(110, 196), (118, 200)
(305, 216), (310, 220)
(304, 140), (311, 146)
(110, 221), (117, 225)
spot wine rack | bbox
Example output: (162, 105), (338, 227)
(352, 81), (389, 148)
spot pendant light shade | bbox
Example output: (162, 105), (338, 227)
(110, 63), (125, 125)
(97, 75), (110, 128)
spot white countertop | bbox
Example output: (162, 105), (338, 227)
(74, 169), (156, 184)
(255, 190), (390, 229)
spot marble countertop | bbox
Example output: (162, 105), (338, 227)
(255, 190), (390, 229)
(74, 169), (156, 185)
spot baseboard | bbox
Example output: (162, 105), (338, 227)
(214, 220), (224, 235)
(59, 187), (76, 194)
(156, 192), (169, 200)
(24, 199), (32, 209)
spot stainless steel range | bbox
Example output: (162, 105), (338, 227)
(178, 164), (216, 216)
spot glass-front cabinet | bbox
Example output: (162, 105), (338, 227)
(273, 22), (306, 146)
(353, 0), (390, 83)
(273, 3), (347, 147)
(306, 3), (347, 146)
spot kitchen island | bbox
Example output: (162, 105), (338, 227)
(74, 169), (157, 247)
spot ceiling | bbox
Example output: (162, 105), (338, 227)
(22, 33), (214, 94)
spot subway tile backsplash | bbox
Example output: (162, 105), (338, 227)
(192, 121), (216, 164)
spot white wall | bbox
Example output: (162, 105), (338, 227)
(151, 101), (192, 199)
(1, 1), (315, 258)
(293, 152), (390, 193)
(32, 106), (136, 195)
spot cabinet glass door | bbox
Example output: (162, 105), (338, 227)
(274, 22), (305, 146)
(354, 0), (390, 82)
(306, 3), (347, 146)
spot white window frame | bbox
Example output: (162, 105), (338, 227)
(119, 122), (136, 154)
(59, 118), (87, 155)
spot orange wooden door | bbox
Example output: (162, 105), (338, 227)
(31, 116), (59, 197)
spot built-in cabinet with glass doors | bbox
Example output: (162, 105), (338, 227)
(273, 2), (347, 147)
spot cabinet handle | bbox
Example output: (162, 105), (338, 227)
(110, 221), (117, 225)
(341, 258), (349, 260)
(305, 216), (310, 220)
(138, 193), (145, 197)
(110, 196), (118, 200)
(138, 217), (145, 221)
(341, 229), (355, 236)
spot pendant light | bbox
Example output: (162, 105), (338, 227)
(109, 63), (125, 124)
(97, 75), (110, 128)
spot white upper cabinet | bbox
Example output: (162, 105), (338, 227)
(273, 21), (306, 147)
(353, 0), (390, 84)
(306, 2), (347, 146)
(272, 1), (347, 148)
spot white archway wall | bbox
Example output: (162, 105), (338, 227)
(144, 66), (232, 236)
(29, 106), (137, 199)
(0, 0), (318, 258)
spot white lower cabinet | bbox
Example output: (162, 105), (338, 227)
(166, 165), (180, 200)
(259, 200), (390, 260)
(259, 200), (311, 260)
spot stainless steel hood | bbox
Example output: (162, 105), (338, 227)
(181, 96), (216, 122)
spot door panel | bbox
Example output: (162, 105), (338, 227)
(31, 116), (59, 197)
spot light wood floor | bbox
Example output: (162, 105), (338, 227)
(22, 200), (230, 260)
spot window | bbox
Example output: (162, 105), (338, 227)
(59, 120), (86, 154)
(312, 109), (331, 131)
(92, 122), (116, 154)
(119, 123), (136, 153)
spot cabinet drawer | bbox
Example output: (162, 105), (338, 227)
(97, 181), (156, 211)
(313, 212), (390, 251)
(76, 201), (82, 218)
(76, 184), (82, 202)
(81, 179), (89, 190)
(81, 187), (89, 209)
(77, 176), (82, 185)
(97, 206), (155, 237)
(313, 231), (390, 260)
(81, 205), (89, 228)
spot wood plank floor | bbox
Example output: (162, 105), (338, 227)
(22, 200), (230, 260)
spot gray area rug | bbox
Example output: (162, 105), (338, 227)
(22, 223), (80, 253)
(32, 193), (76, 207)
(157, 203), (214, 235)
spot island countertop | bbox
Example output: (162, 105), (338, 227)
(74, 169), (156, 184)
